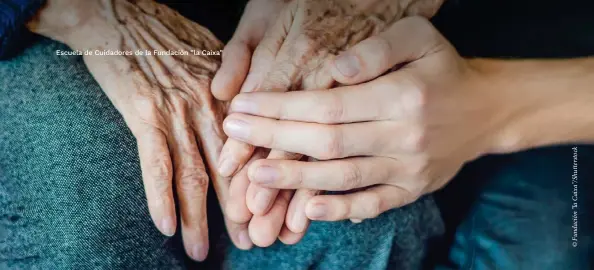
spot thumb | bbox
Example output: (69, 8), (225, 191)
(331, 16), (443, 85)
(211, 39), (252, 101)
(211, 0), (285, 101)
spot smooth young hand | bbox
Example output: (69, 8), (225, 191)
(224, 16), (506, 222)
(213, 0), (445, 247)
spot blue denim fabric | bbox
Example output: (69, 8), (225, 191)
(430, 0), (594, 269)
(435, 147), (594, 270)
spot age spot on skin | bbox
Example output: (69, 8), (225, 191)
(301, 0), (392, 57)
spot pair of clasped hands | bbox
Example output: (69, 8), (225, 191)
(35, 0), (502, 262)
(188, 0), (470, 261)
(213, 0), (454, 256)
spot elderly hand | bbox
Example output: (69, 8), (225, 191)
(213, 0), (445, 247)
(223, 17), (507, 222)
(29, 0), (244, 261)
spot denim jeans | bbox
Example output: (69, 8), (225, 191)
(430, 0), (594, 269)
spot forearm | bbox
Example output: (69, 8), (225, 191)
(471, 57), (594, 153)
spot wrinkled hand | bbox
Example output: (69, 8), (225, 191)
(30, 0), (244, 261)
(213, 0), (445, 247)
(224, 17), (501, 223)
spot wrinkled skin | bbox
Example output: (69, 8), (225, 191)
(213, 0), (444, 247)
(29, 0), (242, 261)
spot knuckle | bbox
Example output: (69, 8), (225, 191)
(252, 43), (278, 66)
(148, 166), (172, 196)
(389, 73), (429, 120)
(261, 66), (294, 91)
(293, 38), (315, 63)
(405, 75), (429, 112)
(318, 127), (344, 160)
(319, 92), (344, 123)
(254, 43), (276, 59)
(178, 170), (209, 192)
(404, 127), (428, 153)
(264, 127), (278, 148)
(339, 161), (362, 190)
(361, 194), (382, 219)
(293, 166), (305, 187)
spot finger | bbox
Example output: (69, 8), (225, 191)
(224, 162), (254, 250)
(224, 217), (252, 252)
(246, 183), (278, 215)
(136, 127), (176, 237)
(226, 149), (268, 224)
(247, 157), (402, 190)
(211, 41), (253, 101)
(170, 124), (209, 261)
(278, 224), (306, 245)
(190, 101), (251, 251)
(224, 113), (408, 160)
(222, 163), (254, 252)
(284, 156), (320, 237)
(246, 150), (301, 215)
(331, 16), (442, 85)
(239, 1), (295, 94)
(306, 185), (418, 221)
(197, 135), (253, 252)
(248, 190), (293, 247)
(211, 0), (286, 100)
(218, 3), (298, 177)
(285, 188), (318, 233)
(244, 1), (325, 214)
(218, 138), (255, 177)
(229, 79), (404, 124)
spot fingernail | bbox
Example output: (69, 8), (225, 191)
(191, 243), (208, 261)
(254, 191), (272, 213)
(251, 165), (280, 184)
(218, 158), (238, 177)
(238, 230), (253, 249)
(307, 203), (327, 219)
(231, 97), (257, 114)
(223, 119), (250, 140)
(335, 53), (360, 77)
(291, 210), (307, 232)
(161, 217), (175, 236)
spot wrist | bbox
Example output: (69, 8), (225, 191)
(27, 0), (115, 50)
(471, 58), (594, 154)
